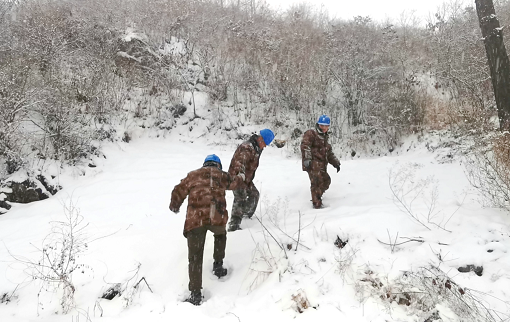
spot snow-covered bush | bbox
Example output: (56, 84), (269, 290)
(466, 133), (510, 211)
(8, 200), (89, 313)
(389, 163), (454, 232)
(0, 62), (32, 175)
(357, 266), (504, 322)
(0, 0), (474, 165)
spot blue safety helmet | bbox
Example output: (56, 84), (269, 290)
(317, 115), (331, 126)
(203, 154), (222, 169)
(260, 129), (275, 145)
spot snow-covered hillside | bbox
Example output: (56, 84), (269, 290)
(0, 133), (509, 322)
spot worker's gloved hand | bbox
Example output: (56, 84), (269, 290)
(303, 159), (311, 170)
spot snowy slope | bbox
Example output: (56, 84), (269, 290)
(0, 135), (509, 322)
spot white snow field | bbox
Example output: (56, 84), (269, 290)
(1, 135), (510, 322)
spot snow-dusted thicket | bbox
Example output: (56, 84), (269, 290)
(1, 118), (510, 322)
(0, 0), (504, 174)
(1, 0), (510, 321)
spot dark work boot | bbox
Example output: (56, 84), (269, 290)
(312, 197), (323, 209)
(312, 192), (324, 209)
(185, 290), (202, 306)
(313, 202), (324, 209)
(228, 216), (242, 232)
(213, 261), (228, 278)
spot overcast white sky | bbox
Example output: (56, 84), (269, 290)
(264, 0), (469, 23)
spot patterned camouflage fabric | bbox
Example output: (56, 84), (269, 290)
(301, 125), (340, 207)
(170, 163), (244, 293)
(227, 134), (263, 230)
(170, 164), (244, 235)
(231, 182), (259, 219)
(228, 134), (262, 185)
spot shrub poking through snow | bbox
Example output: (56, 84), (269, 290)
(8, 200), (89, 313)
(356, 266), (504, 322)
(388, 162), (464, 232)
(291, 289), (312, 313)
(466, 133), (510, 212)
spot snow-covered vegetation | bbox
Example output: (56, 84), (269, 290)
(1, 0), (510, 321)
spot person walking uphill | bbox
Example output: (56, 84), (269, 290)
(227, 129), (275, 232)
(301, 115), (341, 209)
(169, 154), (245, 306)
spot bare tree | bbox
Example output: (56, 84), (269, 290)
(475, 0), (510, 130)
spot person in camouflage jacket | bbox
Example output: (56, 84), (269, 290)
(301, 115), (340, 209)
(169, 154), (245, 305)
(227, 129), (275, 231)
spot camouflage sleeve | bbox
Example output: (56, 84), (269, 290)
(300, 130), (313, 161)
(225, 172), (245, 191)
(229, 146), (249, 179)
(327, 143), (341, 167)
(169, 175), (190, 212)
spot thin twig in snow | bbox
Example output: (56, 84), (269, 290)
(295, 211), (302, 252)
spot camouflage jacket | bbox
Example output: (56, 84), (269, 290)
(228, 134), (262, 188)
(170, 165), (244, 235)
(300, 126), (340, 171)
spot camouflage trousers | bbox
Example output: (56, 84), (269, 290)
(307, 169), (331, 207)
(185, 225), (226, 291)
(228, 182), (260, 230)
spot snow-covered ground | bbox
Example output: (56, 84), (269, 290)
(1, 133), (510, 322)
